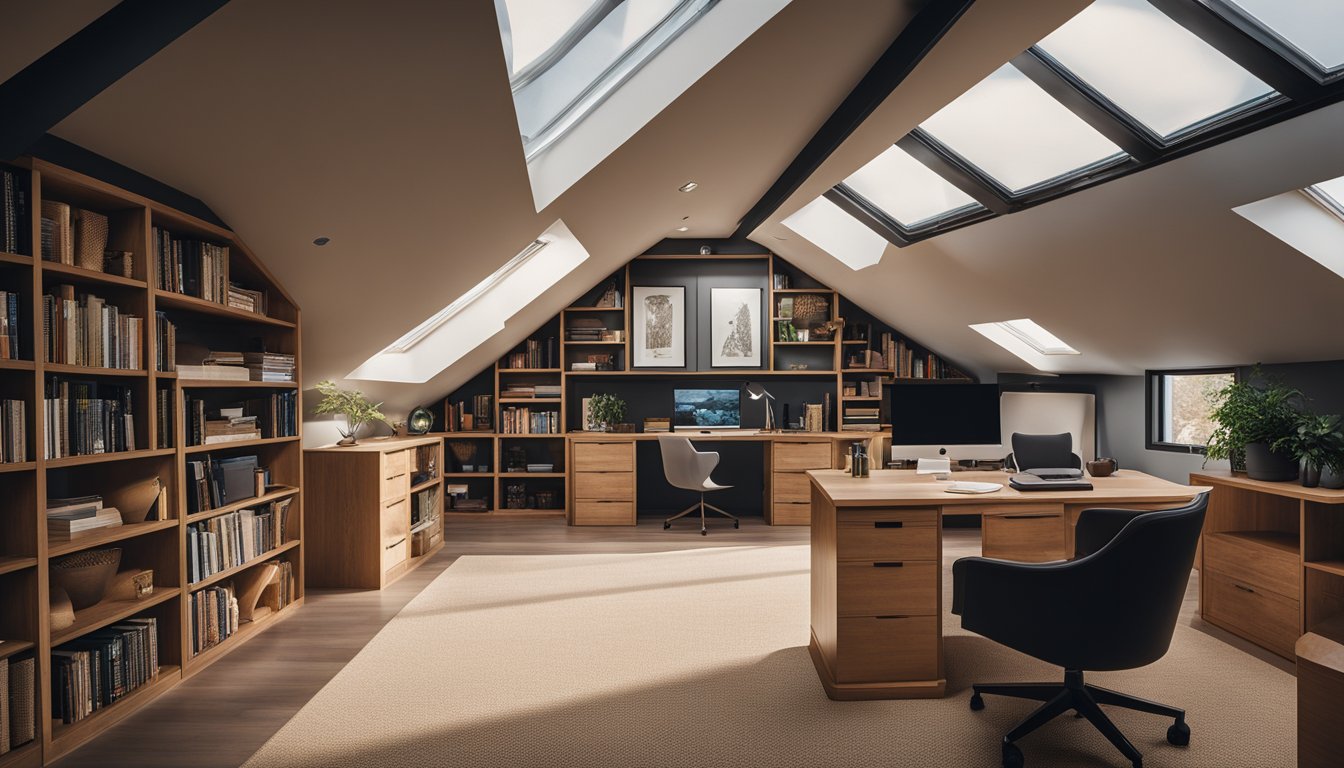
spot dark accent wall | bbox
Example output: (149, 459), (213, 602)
(627, 259), (769, 372)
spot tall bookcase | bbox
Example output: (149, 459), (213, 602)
(0, 158), (303, 766)
(437, 253), (969, 521)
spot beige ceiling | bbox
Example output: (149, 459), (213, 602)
(13, 0), (1339, 432)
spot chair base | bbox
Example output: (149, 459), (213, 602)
(663, 497), (738, 535)
(970, 669), (1188, 768)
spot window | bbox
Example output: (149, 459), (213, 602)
(969, 318), (1079, 372)
(839, 144), (983, 231)
(1306, 173), (1344, 221)
(1035, 0), (1276, 141)
(1147, 369), (1236, 452)
(780, 196), (889, 270)
(918, 64), (1128, 194)
(1211, 0), (1344, 81)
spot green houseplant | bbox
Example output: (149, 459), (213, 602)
(314, 380), (388, 445)
(1205, 374), (1303, 481)
(587, 393), (627, 432)
(1277, 413), (1344, 488)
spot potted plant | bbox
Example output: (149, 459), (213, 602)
(1278, 413), (1344, 488)
(587, 393), (627, 432)
(314, 380), (389, 445)
(1205, 375), (1303, 481)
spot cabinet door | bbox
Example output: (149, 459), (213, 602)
(982, 507), (1067, 562)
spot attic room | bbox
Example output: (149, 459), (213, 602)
(1, 1), (1342, 767)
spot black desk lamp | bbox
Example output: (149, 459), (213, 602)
(745, 382), (776, 432)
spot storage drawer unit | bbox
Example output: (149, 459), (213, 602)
(769, 441), (833, 525)
(1204, 570), (1299, 658)
(571, 440), (636, 525)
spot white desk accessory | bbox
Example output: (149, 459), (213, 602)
(916, 457), (952, 480)
(944, 481), (1002, 495)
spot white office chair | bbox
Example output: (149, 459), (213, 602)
(657, 435), (739, 535)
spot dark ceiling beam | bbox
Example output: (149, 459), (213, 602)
(641, 237), (771, 256)
(1011, 50), (1162, 163)
(0, 0), (231, 161)
(896, 133), (1012, 216)
(821, 188), (912, 248)
(1147, 0), (1318, 102)
(731, 0), (976, 239)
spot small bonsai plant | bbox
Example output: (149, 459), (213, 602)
(1277, 413), (1344, 488)
(1205, 372), (1303, 479)
(587, 393), (627, 432)
(314, 380), (388, 445)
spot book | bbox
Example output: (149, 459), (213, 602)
(47, 508), (123, 540)
(1, 399), (25, 463)
(2, 167), (31, 257)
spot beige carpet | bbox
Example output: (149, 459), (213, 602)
(243, 546), (1294, 767)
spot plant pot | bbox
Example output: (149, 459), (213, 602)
(1302, 462), (1321, 488)
(1321, 466), (1344, 490)
(1243, 442), (1299, 482)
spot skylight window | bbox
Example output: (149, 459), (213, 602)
(499, 0), (612, 80)
(1035, 0), (1276, 140)
(1214, 0), (1344, 80)
(348, 221), (590, 383)
(781, 196), (888, 270)
(1306, 174), (1344, 220)
(970, 318), (1079, 371)
(839, 144), (983, 230)
(919, 64), (1127, 194)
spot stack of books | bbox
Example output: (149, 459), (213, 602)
(51, 618), (159, 724)
(227, 283), (266, 315)
(643, 417), (671, 433)
(570, 353), (614, 371)
(154, 312), (176, 371)
(186, 393), (296, 445)
(47, 496), (122, 541)
(176, 363), (249, 381)
(203, 407), (262, 445)
(243, 352), (295, 382)
(43, 377), (137, 458)
(566, 317), (607, 342)
(2, 166), (30, 256)
(0, 289), (20, 359)
(42, 286), (144, 369)
(841, 407), (882, 431)
(153, 227), (230, 303)
(1, 399), (25, 463)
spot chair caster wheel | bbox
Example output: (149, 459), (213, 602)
(1001, 741), (1024, 768)
(663, 522), (671, 530)
(1167, 721), (1190, 747)
(701, 528), (707, 536)
(734, 520), (740, 529)
(969, 693), (984, 711)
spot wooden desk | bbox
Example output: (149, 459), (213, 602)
(807, 469), (1207, 701)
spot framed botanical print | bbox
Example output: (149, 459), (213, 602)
(632, 286), (685, 367)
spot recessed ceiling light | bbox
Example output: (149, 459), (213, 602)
(313, 237), (331, 246)
(675, 226), (690, 232)
(678, 181), (698, 192)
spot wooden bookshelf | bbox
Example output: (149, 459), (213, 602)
(0, 157), (304, 764)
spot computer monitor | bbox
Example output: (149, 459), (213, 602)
(673, 388), (742, 430)
(890, 383), (1002, 461)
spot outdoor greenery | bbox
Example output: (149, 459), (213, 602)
(587, 393), (627, 431)
(314, 380), (388, 443)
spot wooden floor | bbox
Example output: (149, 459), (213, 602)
(51, 518), (1292, 768)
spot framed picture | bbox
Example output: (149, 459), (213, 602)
(711, 287), (762, 367)
(632, 286), (685, 367)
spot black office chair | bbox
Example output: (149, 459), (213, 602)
(1006, 432), (1082, 472)
(952, 493), (1209, 768)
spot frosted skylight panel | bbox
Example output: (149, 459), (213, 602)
(919, 64), (1126, 194)
(781, 197), (888, 270)
(1219, 0), (1344, 77)
(1308, 174), (1344, 219)
(1036, 0), (1275, 140)
(842, 145), (982, 229)
(497, 0), (607, 78)
(970, 318), (1079, 372)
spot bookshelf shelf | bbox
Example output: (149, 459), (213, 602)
(153, 289), (295, 328)
(50, 587), (180, 647)
(498, 398), (562, 404)
(0, 639), (34, 661)
(42, 363), (147, 378)
(39, 261), (147, 288)
(184, 485), (300, 524)
(0, 740), (40, 768)
(498, 367), (562, 374)
(563, 306), (624, 312)
(1306, 560), (1344, 578)
(410, 477), (441, 494)
(774, 341), (835, 346)
(562, 340), (624, 346)
(0, 556), (36, 576)
(44, 448), (175, 469)
(0, 461), (36, 474)
(841, 396), (882, 401)
(47, 664), (182, 748)
(499, 472), (565, 478)
(154, 370), (177, 378)
(497, 433), (564, 439)
(773, 288), (837, 294)
(47, 519), (178, 558)
(0, 359), (35, 371)
(0, 251), (33, 266)
(184, 600), (301, 675)
(444, 472), (493, 478)
(187, 539), (302, 592)
(183, 435), (300, 454)
(177, 379), (297, 389)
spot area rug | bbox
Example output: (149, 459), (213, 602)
(243, 545), (1294, 767)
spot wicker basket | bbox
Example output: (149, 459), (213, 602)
(791, 294), (830, 330)
(72, 208), (109, 272)
(51, 547), (122, 610)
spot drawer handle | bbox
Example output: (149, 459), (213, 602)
(386, 538), (406, 550)
(875, 615), (909, 620)
(1003, 514), (1059, 520)
(1233, 583), (1255, 594)
(874, 521), (903, 529)
(873, 562), (904, 568)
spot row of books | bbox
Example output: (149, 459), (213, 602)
(186, 498), (292, 584)
(42, 286), (144, 369)
(0, 290), (20, 360)
(155, 312), (176, 371)
(43, 378), (136, 459)
(46, 495), (121, 541)
(444, 395), (493, 432)
(1, 656), (36, 753)
(1, 167), (30, 256)
(846, 332), (960, 379)
(176, 351), (295, 383)
(501, 337), (558, 369)
(153, 227), (231, 303)
(565, 317), (615, 342)
(841, 407), (882, 432)
(1, 399), (25, 463)
(843, 378), (885, 398)
(51, 617), (159, 725)
(227, 283), (266, 315)
(185, 454), (264, 514)
(243, 351), (295, 382)
(184, 391), (297, 446)
(189, 583), (237, 656)
(499, 407), (561, 434)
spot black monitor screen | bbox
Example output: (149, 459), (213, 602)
(673, 388), (741, 428)
(890, 383), (1001, 445)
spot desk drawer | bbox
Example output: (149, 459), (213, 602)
(574, 471), (634, 501)
(983, 509), (1067, 562)
(835, 616), (938, 683)
(1204, 569), (1299, 658)
(572, 501), (635, 526)
(771, 502), (811, 526)
(382, 535), (408, 574)
(837, 510), (938, 561)
(772, 471), (811, 503)
(837, 561), (938, 617)
(774, 441), (832, 471)
(383, 449), (409, 480)
(573, 441), (633, 472)
(381, 472), (409, 503)
(381, 497), (409, 573)
(1203, 533), (1298, 600)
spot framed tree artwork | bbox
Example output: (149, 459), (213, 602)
(711, 287), (762, 367)
(632, 286), (685, 367)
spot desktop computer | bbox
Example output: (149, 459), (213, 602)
(889, 382), (1003, 464)
(672, 388), (742, 430)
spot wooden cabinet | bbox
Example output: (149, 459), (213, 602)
(569, 440), (635, 525)
(305, 437), (444, 589)
(982, 504), (1068, 562)
(769, 440), (833, 525)
(1297, 614), (1344, 768)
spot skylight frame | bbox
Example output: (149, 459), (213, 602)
(506, 0), (621, 91)
(970, 318), (1080, 372)
(1204, 0), (1344, 85)
(834, 143), (988, 235)
(1303, 176), (1344, 222)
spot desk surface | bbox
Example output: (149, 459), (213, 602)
(808, 469), (1208, 508)
(567, 431), (879, 442)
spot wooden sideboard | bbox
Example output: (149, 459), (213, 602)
(305, 436), (445, 589)
(808, 469), (1205, 700)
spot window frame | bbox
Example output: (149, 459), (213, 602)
(1145, 366), (1239, 454)
(1204, 0), (1344, 85)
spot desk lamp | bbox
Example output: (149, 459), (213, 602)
(745, 382), (776, 432)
